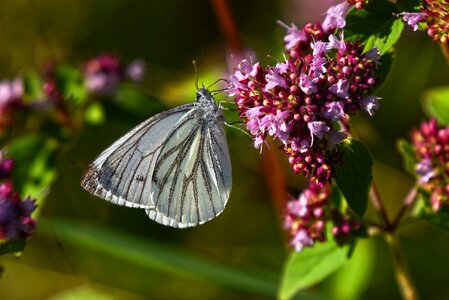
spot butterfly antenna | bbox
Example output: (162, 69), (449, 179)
(207, 78), (230, 91)
(192, 60), (199, 90)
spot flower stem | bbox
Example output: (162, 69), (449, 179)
(440, 43), (449, 66)
(211, 0), (242, 53)
(385, 234), (420, 300)
(261, 142), (289, 216)
(370, 183), (392, 228)
(391, 186), (417, 229)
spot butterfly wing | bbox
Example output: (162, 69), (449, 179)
(81, 103), (196, 209)
(146, 109), (232, 228)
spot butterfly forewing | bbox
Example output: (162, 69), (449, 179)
(81, 104), (195, 209)
(81, 87), (232, 228)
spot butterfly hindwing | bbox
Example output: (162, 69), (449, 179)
(146, 100), (232, 228)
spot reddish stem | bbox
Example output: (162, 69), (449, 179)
(391, 186), (417, 229)
(370, 183), (392, 228)
(211, 0), (243, 53)
(260, 142), (289, 216)
(211, 0), (288, 212)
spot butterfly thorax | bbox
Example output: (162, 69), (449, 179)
(195, 88), (224, 123)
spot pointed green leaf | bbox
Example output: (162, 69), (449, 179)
(279, 242), (348, 300)
(345, 0), (404, 54)
(396, 139), (417, 175)
(422, 86), (449, 125)
(335, 140), (373, 217)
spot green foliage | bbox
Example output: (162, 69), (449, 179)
(54, 64), (88, 105)
(0, 239), (25, 255)
(422, 86), (449, 125)
(115, 85), (165, 118)
(41, 218), (279, 299)
(420, 209), (449, 231)
(376, 52), (394, 87)
(84, 102), (106, 125)
(345, 0), (404, 54)
(7, 135), (57, 216)
(22, 71), (44, 101)
(329, 240), (375, 300)
(279, 242), (348, 300)
(396, 139), (417, 175)
(335, 140), (373, 217)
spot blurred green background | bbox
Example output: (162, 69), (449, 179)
(0, 1), (449, 299)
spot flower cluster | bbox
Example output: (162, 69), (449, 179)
(0, 54), (146, 132)
(0, 78), (23, 113)
(284, 181), (361, 251)
(0, 151), (37, 243)
(227, 1), (381, 187)
(399, 0), (449, 44)
(0, 78), (24, 129)
(411, 119), (449, 212)
(346, 0), (368, 10)
(84, 54), (146, 94)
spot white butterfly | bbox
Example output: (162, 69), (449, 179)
(81, 87), (232, 228)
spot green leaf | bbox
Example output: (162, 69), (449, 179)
(115, 85), (165, 118)
(0, 239), (26, 256)
(330, 185), (345, 210)
(48, 285), (114, 300)
(396, 139), (417, 175)
(376, 51), (394, 88)
(394, 0), (422, 12)
(329, 240), (375, 300)
(335, 140), (373, 217)
(84, 102), (106, 125)
(54, 64), (88, 105)
(7, 135), (58, 217)
(421, 86), (449, 125)
(345, 0), (404, 54)
(279, 242), (348, 300)
(421, 210), (449, 231)
(22, 71), (44, 101)
(39, 218), (279, 299)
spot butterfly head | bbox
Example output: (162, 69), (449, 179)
(195, 87), (216, 106)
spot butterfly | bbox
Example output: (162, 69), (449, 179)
(81, 87), (232, 228)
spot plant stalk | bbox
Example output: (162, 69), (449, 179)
(370, 183), (392, 228)
(386, 234), (419, 300)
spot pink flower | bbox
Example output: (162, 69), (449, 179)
(328, 33), (347, 52)
(299, 74), (317, 94)
(322, 1), (352, 32)
(265, 72), (287, 91)
(398, 12), (426, 31)
(277, 21), (308, 50)
(291, 229), (314, 251)
(0, 78), (23, 111)
(308, 121), (330, 146)
(324, 101), (345, 121)
(329, 79), (350, 98)
(360, 95), (381, 116)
